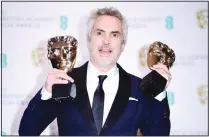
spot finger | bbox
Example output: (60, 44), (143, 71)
(48, 69), (62, 77)
(154, 69), (169, 80)
(57, 69), (67, 73)
(165, 78), (171, 89)
(154, 69), (172, 84)
(68, 76), (74, 83)
(165, 81), (170, 89)
(153, 64), (169, 72)
(50, 68), (74, 82)
(159, 64), (169, 73)
(152, 65), (171, 77)
(153, 63), (169, 70)
(151, 66), (168, 76)
(48, 71), (59, 77)
(50, 69), (68, 77)
(54, 72), (75, 83)
(54, 73), (70, 80)
(52, 68), (68, 75)
(52, 68), (60, 72)
(150, 67), (155, 70)
(54, 78), (69, 84)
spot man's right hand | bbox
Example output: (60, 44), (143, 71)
(44, 68), (74, 93)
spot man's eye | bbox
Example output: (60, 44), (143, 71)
(112, 33), (119, 37)
(97, 31), (102, 35)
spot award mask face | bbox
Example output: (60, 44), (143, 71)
(47, 35), (78, 73)
(147, 41), (175, 69)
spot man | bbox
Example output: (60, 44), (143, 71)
(19, 7), (171, 136)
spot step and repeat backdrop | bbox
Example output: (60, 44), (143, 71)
(1, 2), (208, 135)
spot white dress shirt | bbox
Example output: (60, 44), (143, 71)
(41, 61), (166, 126)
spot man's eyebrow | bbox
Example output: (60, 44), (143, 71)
(111, 31), (120, 34)
(95, 29), (121, 34)
(95, 28), (105, 32)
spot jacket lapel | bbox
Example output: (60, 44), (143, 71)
(100, 63), (131, 135)
(71, 61), (97, 135)
(70, 62), (131, 135)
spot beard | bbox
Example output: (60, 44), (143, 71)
(88, 44), (116, 68)
(95, 57), (113, 68)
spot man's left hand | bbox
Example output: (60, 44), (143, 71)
(150, 63), (172, 90)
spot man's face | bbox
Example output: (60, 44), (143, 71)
(88, 15), (125, 68)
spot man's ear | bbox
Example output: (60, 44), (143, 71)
(121, 42), (126, 52)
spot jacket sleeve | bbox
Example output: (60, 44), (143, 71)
(18, 88), (59, 136)
(139, 94), (171, 136)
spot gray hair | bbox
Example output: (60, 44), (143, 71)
(86, 7), (128, 45)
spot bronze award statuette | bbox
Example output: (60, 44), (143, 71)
(139, 41), (175, 97)
(47, 35), (77, 101)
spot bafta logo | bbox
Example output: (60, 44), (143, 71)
(196, 9), (208, 29)
(138, 45), (149, 68)
(31, 47), (45, 67)
(197, 85), (208, 105)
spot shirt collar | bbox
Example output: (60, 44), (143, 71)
(87, 61), (118, 78)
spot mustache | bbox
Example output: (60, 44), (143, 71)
(98, 45), (112, 50)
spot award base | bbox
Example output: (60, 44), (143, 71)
(140, 70), (167, 97)
(52, 83), (72, 101)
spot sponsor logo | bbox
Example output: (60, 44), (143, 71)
(138, 45), (149, 68)
(197, 85), (208, 105)
(196, 9), (208, 29)
(60, 16), (68, 31)
(1, 53), (8, 68)
(1, 131), (6, 136)
(167, 91), (175, 105)
(165, 16), (174, 30)
(31, 47), (46, 67)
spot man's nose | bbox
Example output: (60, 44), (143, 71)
(103, 35), (110, 45)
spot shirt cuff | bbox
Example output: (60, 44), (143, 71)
(41, 87), (52, 100)
(154, 90), (166, 101)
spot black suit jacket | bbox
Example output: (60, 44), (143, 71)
(19, 61), (170, 136)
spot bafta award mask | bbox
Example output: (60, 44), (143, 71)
(147, 41), (175, 69)
(140, 41), (176, 97)
(47, 35), (78, 73)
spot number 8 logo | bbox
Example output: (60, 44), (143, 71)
(165, 16), (173, 30)
(60, 16), (68, 31)
(1, 53), (7, 68)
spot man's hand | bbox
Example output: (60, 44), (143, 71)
(150, 63), (172, 90)
(44, 68), (74, 93)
